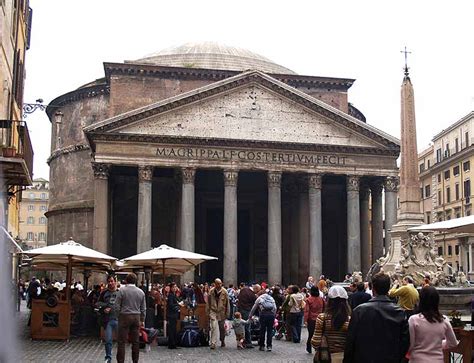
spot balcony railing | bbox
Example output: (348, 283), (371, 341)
(0, 120), (33, 185)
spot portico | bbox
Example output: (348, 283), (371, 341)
(85, 70), (400, 283)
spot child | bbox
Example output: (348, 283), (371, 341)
(232, 311), (248, 349)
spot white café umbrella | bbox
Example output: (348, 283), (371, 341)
(408, 215), (474, 234)
(120, 244), (217, 337)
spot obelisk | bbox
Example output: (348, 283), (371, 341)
(379, 53), (424, 275)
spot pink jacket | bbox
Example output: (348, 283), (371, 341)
(408, 313), (458, 363)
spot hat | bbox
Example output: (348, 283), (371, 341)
(327, 285), (348, 300)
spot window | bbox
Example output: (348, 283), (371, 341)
(465, 180), (471, 200)
(438, 190), (442, 205)
(40, 205), (47, 211)
(426, 213), (431, 224)
(455, 138), (459, 153)
(454, 165), (460, 176)
(448, 245), (453, 256)
(425, 185), (431, 198)
(39, 217), (46, 224)
(455, 245), (460, 255)
(40, 193), (47, 199)
(38, 232), (46, 241)
(445, 144), (450, 158)
(445, 170), (450, 180)
(420, 187), (424, 199)
(27, 216), (34, 224)
(27, 205), (34, 211)
(456, 183), (460, 200)
(438, 246), (443, 255)
(28, 192), (34, 199)
(436, 149), (442, 163)
(26, 232), (34, 241)
(437, 174), (441, 183)
(465, 132), (469, 148)
(467, 210), (472, 216)
(427, 159), (431, 168)
(419, 163), (425, 173)
(464, 161), (470, 172)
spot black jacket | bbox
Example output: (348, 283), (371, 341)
(167, 293), (181, 320)
(343, 295), (409, 363)
(349, 291), (372, 310)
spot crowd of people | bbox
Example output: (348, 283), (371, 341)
(23, 272), (461, 363)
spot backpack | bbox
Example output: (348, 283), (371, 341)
(260, 296), (274, 311)
(180, 328), (200, 347)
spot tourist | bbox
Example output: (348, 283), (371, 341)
(388, 276), (419, 317)
(407, 286), (457, 362)
(206, 278), (230, 349)
(232, 311), (249, 349)
(348, 282), (371, 310)
(304, 285), (325, 354)
(365, 281), (373, 296)
(237, 282), (257, 348)
(97, 275), (119, 363)
(318, 275), (328, 295)
(166, 282), (183, 350)
(281, 286), (293, 341)
(202, 283), (210, 303)
(249, 286), (277, 351)
(271, 286), (285, 310)
(311, 285), (350, 362)
(344, 272), (409, 363)
(115, 273), (146, 363)
(306, 276), (315, 289)
(288, 285), (306, 343)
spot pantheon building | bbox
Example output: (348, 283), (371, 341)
(46, 42), (400, 285)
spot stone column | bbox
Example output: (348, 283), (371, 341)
(298, 178), (310, 285)
(469, 242), (473, 273)
(223, 170), (238, 286)
(384, 176), (399, 246)
(371, 181), (384, 262)
(267, 171), (282, 285)
(359, 184), (371, 274)
(347, 175), (361, 273)
(92, 163), (110, 254)
(137, 165), (153, 253)
(308, 174), (322, 280)
(181, 168), (196, 282)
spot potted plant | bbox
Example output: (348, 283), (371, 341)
(448, 310), (464, 328)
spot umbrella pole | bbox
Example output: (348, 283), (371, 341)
(66, 255), (72, 303)
(163, 260), (167, 337)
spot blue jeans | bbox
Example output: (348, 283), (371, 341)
(258, 313), (275, 348)
(289, 311), (303, 343)
(239, 308), (252, 345)
(104, 319), (118, 360)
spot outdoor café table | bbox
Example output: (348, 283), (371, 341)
(444, 327), (474, 362)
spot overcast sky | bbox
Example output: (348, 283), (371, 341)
(24, 0), (474, 180)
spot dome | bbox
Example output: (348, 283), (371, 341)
(131, 41), (296, 75)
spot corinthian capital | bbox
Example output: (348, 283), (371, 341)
(267, 171), (282, 188)
(223, 170), (238, 187)
(371, 180), (384, 195)
(346, 175), (360, 192)
(138, 165), (153, 182)
(181, 167), (196, 185)
(384, 176), (399, 192)
(92, 163), (110, 179)
(308, 173), (322, 190)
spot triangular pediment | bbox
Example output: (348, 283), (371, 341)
(85, 71), (399, 152)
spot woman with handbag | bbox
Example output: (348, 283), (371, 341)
(311, 285), (350, 363)
(304, 285), (325, 354)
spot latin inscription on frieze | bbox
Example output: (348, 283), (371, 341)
(156, 147), (346, 166)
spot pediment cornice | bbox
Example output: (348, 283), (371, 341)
(84, 71), (400, 153)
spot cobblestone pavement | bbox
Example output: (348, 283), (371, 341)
(17, 302), (313, 363)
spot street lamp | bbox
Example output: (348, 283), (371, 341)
(22, 99), (46, 118)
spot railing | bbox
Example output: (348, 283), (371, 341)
(0, 120), (33, 180)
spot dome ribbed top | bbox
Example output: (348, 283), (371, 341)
(131, 41), (296, 74)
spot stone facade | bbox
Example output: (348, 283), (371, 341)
(47, 43), (400, 284)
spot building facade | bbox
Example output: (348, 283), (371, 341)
(18, 178), (48, 249)
(418, 111), (474, 277)
(46, 42), (400, 284)
(0, 0), (33, 237)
